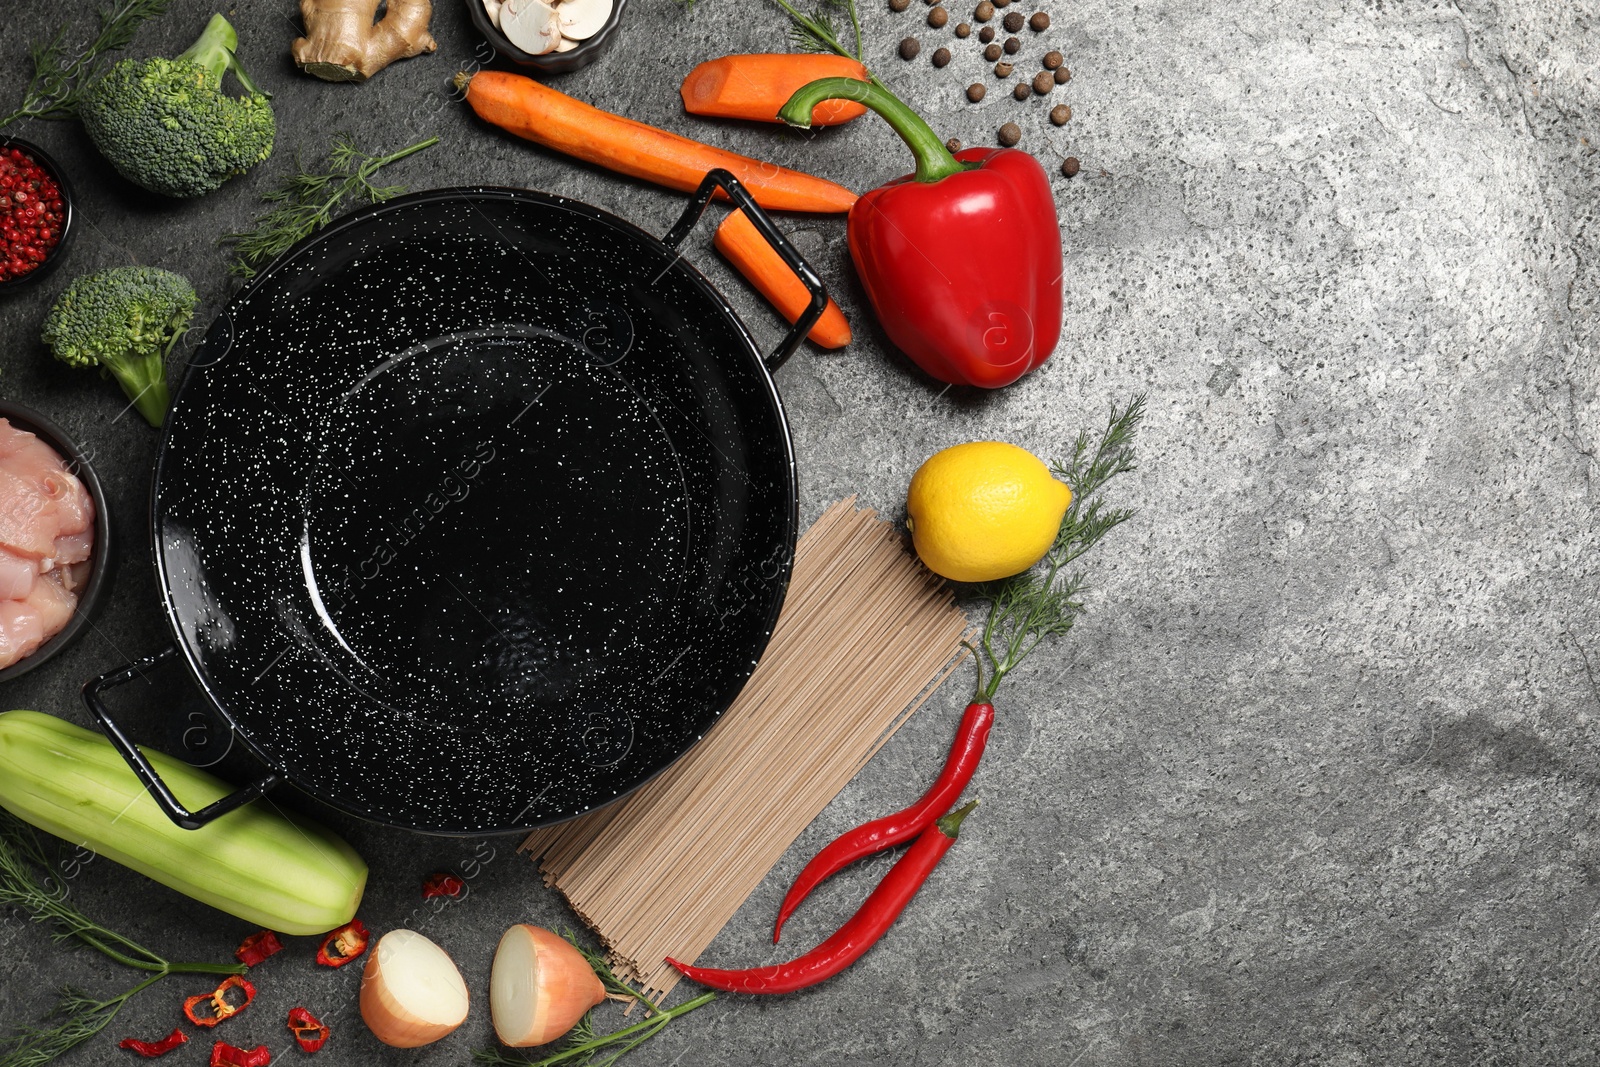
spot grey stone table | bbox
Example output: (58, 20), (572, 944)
(1, 0), (1596, 1063)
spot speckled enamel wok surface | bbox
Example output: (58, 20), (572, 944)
(82, 174), (827, 836)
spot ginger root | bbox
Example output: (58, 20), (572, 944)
(292, 0), (438, 82)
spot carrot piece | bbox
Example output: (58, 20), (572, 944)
(681, 54), (871, 126)
(715, 209), (852, 350)
(455, 70), (857, 215)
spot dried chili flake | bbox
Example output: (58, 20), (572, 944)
(118, 1027), (188, 1058)
(209, 1042), (271, 1067)
(421, 871), (464, 900)
(314, 918), (369, 968)
(287, 1007), (330, 1053)
(235, 930), (284, 967)
(183, 974), (257, 1027)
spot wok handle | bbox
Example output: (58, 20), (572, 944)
(662, 168), (828, 372)
(82, 646), (281, 831)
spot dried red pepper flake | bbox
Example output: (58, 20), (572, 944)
(183, 974), (258, 1027)
(286, 1007), (330, 1053)
(314, 918), (369, 968)
(421, 871), (465, 899)
(235, 930), (284, 967)
(209, 1041), (271, 1067)
(118, 1027), (188, 1058)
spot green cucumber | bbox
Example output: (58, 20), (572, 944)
(0, 709), (366, 936)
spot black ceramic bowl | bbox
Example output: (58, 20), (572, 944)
(0, 402), (113, 683)
(465, 0), (629, 74)
(0, 137), (76, 295)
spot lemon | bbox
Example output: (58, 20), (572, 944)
(906, 441), (1072, 582)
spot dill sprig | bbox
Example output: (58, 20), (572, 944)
(0, 0), (171, 129)
(771, 0), (865, 64)
(0, 813), (245, 1067)
(0, 982), (156, 1067)
(224, 134), (440, 279)
(472, 932), (715, 1067)
(969, 395), (1145, 701)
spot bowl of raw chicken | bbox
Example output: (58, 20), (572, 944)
(466, 0), (628, 73)
(0, 401), (111, 683)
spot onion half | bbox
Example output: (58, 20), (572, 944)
(360, 929), (470, 1048)
(490, 924), (607, 1047)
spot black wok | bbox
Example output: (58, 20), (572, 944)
(84, 172), (824, 836)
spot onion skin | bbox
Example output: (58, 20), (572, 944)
(360, 930), (469, 1048)
(491, 925), (606, 1047)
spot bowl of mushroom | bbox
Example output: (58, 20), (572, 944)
(468, 0), (628, 73)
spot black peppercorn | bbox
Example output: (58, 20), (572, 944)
(1012, 82), (1029, 100)
(1029, 11), (1049, 29)
(984, 42), (1001, 60)
(933, 46), (951, 66)
(974, 0), (994, 19)
(1032, 70), (1053, 94)
(966, 82), (987, 102)
(994, 61), (1013, 76)
(946, 137), (962, 152)
(1042, 49), (1063, 69)
(955, 22), (971, 36)
(928, 6), (948, 27)
(998, 121), (1021, 146)
(1003, 35), (1020, 54)
(978, 25), (995, 41)
(899, 36), (922, 59)
(890, 0), (911, 9)
(1054, 65), (1070, 83)
(1062, 156), (1080, 177)
(1002, 10), (1023, 31)
(1050, 103), (1071, 124)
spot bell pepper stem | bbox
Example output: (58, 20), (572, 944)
(778, 76), (967, 184)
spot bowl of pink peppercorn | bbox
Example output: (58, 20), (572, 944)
(0, 137), (74, 294)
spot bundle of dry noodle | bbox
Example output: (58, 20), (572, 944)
(521, 498), (971, 999)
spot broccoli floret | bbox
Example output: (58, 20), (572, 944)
(79, 14), (275, 199)
(42, 266), (198, 428)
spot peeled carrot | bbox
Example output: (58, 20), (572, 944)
(715, 209), (852, 350)
(455, 70), (857, 215)
(681, 54), (871, 126)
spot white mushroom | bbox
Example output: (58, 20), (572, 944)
(483, 0), (502, 27)
(553, 36), (579, 51)
(556, 0), (613, 41)
(500, 0), (562, 54)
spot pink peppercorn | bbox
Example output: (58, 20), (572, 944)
(0, 147), (65, 282)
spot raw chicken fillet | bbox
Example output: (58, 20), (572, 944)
(0, 418), (95, 670)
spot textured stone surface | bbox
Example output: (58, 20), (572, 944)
(1, 0), (1598, 1063)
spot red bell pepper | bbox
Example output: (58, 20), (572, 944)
(779, 78), (1062, 389)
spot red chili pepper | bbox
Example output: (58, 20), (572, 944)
(118, 1027), (188, 1058)
(421, 871), (465, 899)
(778, 80), (1061, 389)
(315, 918), (369, 968)
(234, 930), (284, 967)
(774, 702), (992, 942)
(668, 799), (978, 993)
(209, 1042), (271, 1067)
(287, 1006), (330, 1053)
(183, 975), (257, 1027)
